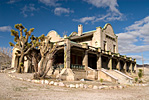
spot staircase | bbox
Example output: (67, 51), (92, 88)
(104, 69), (133, 84)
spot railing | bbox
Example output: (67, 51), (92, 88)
(71, 64), (85, 70)
(54, 64), (85, 70)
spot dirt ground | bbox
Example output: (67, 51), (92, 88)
(0, 72), (149, 100)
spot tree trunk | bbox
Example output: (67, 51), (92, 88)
(33, 54), (53, 79)
(32, 56), (38, 72)
(17, 54), (24, 73)
(41, 55), (53, 78)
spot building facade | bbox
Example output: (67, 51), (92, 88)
(11, 23), (137, 82)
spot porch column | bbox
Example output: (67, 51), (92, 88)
(24, 56), (32, 73)
(108, 57), (112, 70)
(116, 60), (120, 71)
(64, 38), (71, 68)
(82, 50), (88, 70)
(124, 62), (127, 73)
(134, 63), (137, 74)
(129, 62), (133, 74)
(97, 53), (101, 70)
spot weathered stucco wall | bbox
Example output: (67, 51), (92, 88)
(46, 30), (62, 42)
(101, 24), (118, 53)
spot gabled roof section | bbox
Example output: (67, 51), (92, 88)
(47, 30), (62, 42)
(69, 31), (78, 37)
(102, 23), (116, 37)
(70, 32), (93, 40)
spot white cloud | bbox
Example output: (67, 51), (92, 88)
(117, 16), (149, 54)
(83, 0), (121, 15)
(21, 4), (39, 17)
(39, 0), (60, 7)
(73, 16), (96, 23)
(73, 0), (123, 23)
(0, 26), (12, 32)
(73, 12), (124, 23)
(128, 55), (142, 61)
(7, 0), (20, 4)
(54, 7), (74, 16)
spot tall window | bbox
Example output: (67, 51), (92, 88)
(104, 41), (107, 51)
(113, 45), (116, 53)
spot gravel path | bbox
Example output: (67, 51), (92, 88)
(0, 73), (149, 100)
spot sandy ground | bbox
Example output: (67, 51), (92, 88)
(0, 73), (149, 100)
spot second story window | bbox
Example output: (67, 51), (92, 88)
(113, 45), (116, 53)
(104, 41), (107, 51)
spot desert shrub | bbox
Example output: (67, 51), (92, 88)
(20, 62), (24, 66)
(139, 69), (143, 73)
(100, 78), (103, 84)
(135, 77), (138, 83)
(138, 69), (143, 79)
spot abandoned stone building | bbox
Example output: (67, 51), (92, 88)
(11, 23), (136, 84)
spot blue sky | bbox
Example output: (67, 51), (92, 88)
(0, 0), (149, 64)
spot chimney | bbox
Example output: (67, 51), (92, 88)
(78, 24), (83, 36)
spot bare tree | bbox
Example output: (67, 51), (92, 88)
(33, 34), (57, 79)
(9, 24), (36, 73)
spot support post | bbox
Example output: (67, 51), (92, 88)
(129, 62), (133, 74)
(82, 50), (88, 70)
(116, 60), (120, 71)
(97, 53), (101, 70)
(124, 62), (127, 73)
(134, 63), (137, 74)
(58, 38), (75, 81)
(97, 53), (102, 80)
(64, 38), (70, 68)
(108, 57), (112, 70)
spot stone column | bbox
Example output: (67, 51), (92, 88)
(97, 53), (101, 70)
(24, 56), (31, 73)
(108, 57), (112, 70)
(97, 53), (102, 80)
(116, 60), (120, 71)
(11, 48), (18, 68)
(64, 38), (71, 68)
(124, 62), (127, 73)
(129, 62), (133, 74)
(82, 50), (88, 70)
(134, 63), (137, 74)
(59, 38), (74, 81)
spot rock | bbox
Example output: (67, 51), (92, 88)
(80, 79), (85, 81)
(84, 84), (88, 89)
(88, 85), (93, 88)
(66, 84), (70, 88)
(142, 84), (147, 86)
(76, 84), (79, 88)
(59, 82), (65, 87)
(45, 80), (49, 84)
(99, 86), (104, 89)
(123, 85), (126, 88)
(103, 86), (108, 89)
(114, 86), (117, 89)
(49, 81), (54, 85)
(79, 84), (84, 88)
(54, 82), (58, 86)
(11, 70), (16, 73)
(41, 80), (45, 84)
(27, 79), (31, 82)
(93, 85), (98, 89)
(70, 84), (75, 88)
(19, 78), (23, 80)
(35, 80), (40, 83)
(139, 84), (142, 86)
(118, 85), (123, 89)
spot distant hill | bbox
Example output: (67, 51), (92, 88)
(0, 53), (11, 70)
(137, 64), (149, 68)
